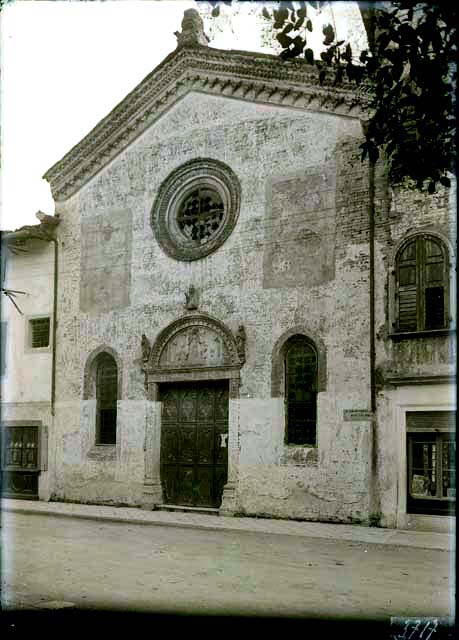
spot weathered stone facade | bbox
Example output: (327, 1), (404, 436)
(41, 13), (455, 530)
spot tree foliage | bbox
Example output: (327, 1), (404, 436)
(203, 1), (456, 193)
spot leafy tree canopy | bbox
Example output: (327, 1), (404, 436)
(201, 1), (456, 193)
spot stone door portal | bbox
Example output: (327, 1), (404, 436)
(160, 381), (229, 508)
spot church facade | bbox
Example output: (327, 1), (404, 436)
(35, 11), (455, 530)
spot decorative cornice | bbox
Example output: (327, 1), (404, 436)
(1, 213), (60, 247)
(384, 374), (456, 387)
(43, 45), (372, 202)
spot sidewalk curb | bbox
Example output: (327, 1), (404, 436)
(2, 501), (454, 551)
(3, 504), (234, 535)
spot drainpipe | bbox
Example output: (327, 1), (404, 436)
(369, 159), (376, 413)
(369, 156), (379, 524)
(363, 4), (379, 525)
(364, 4), (377, 416)
(50, 237), (58, 416)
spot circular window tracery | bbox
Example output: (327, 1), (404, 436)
(151, 158), (241, 261)
(177, 187), (224, 245)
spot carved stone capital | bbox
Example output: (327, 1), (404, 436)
(229, 377), (240, 399)
(145, 381), (159, 402)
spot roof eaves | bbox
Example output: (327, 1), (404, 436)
(1, 213), (60, 245)
(43, 44), (372, 203)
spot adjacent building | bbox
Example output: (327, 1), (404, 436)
(1, 213), (59, 501)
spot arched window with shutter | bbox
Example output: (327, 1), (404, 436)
(395, 235), (450, 333)
(284, 336), (318, 446)
(95, 352), (118, 445)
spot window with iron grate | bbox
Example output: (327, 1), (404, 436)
(395, 235), (450, 334)
(96, 353), (118, 445)
(30, 317), (50, 348)
(285, 336), (317, 446)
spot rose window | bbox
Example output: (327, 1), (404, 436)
(151, 158), (241, 261)
(177, 188), (225, 245)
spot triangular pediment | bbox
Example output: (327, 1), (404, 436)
(43, 43), (371, 202)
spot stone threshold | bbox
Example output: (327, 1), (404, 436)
(159, 504), (219, 516)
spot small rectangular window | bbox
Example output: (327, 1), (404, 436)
(30, 318), (50, 348)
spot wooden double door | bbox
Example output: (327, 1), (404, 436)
(160, 381), (229, 508)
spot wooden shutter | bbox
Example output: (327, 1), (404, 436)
(423, 238), (446, 330)
(397, 239), (418, 331)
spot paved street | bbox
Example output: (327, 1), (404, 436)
(1, 511), (454, 621)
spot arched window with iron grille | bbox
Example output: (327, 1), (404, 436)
(95, 352), (118, 445)
(284, 336), (318, 446)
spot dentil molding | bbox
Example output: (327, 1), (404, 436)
(43, 45), (372, 202)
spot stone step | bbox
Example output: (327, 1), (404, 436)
(159, 504), (219, 516)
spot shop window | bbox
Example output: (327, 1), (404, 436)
(407, 411), (456, 516)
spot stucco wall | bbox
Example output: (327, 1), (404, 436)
(52, 92), (377, 519)
(1, 239), (55, 501)
(1, 239), (54, 403)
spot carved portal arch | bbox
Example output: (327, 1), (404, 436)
(144, 313), (245, 397)
(142, 312), (244, 513)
